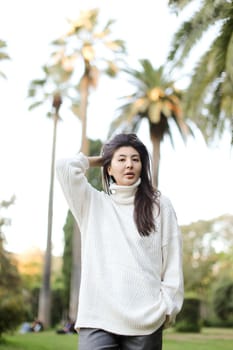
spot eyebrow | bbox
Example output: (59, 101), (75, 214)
(117, 154), (140, 157)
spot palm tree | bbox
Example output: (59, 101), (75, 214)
(52, 8), (126, 154)
(51, 8), (126, 320)
(0, 39), (10, 79)
(28, 57), (73, 328)
(168, 0), (233, 143)
(109, 59), (191, 186)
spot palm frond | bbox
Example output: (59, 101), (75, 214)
(28, 100), (44, 111)
(184, 12), (233, 120)
(168, 0), (230, 64)
(168, 0), (193, 11)
(0, 71), (6, 79)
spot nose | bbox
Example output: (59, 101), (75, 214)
(126, 159), (133, 168)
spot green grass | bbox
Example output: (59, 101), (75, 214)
(0, 331), (78, 350)
(163, 328), (233, 350)
(0, 328), (232, 350)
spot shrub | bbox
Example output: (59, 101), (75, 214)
(0, 291), (25, 338)
(213, 280), (233, 322)
(175, 297), (201, 332)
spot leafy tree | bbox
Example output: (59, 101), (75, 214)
(168, 0), (233, 143)
(109, 59), (191, 186)
(181, 214), (233, 298)
(87, 138), (103, 190)
(62, 210), (74, 314)
(28, 57), (71, 328)
(15, 249), (63, 322)
(52, 9), (126, 320)
(0, 198), (25, 338)
(0, 39), (10, 79)
(213, 279), (233, 322)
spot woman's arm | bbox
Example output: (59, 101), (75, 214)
(87, 156), (103, 168)
(56, 153), (93, 226)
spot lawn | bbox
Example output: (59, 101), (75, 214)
(0, 328), (232, 350)
(0, 331), (78, 350)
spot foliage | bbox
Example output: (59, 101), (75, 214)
(28, 26), (67, 327)
(87, 138), (103, 190)
(181, 214), (233, 298)
(51, 288), (66, 326)
(0, 198), (26, 338)
(28, 63), (67, 118)
(168, 0), (233, 144)
(109, 59), (190, 141)
(0, 291), (25, 339)
(0, 39), (10, 79)
(175, 298), (201, 333)
(213, 279), (233, 322)
(50, 8), (126, 154)
(109, 59), (192, 186)
(62, 210), (74, 312)
(50, 8), (126, 123)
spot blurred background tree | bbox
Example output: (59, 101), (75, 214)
(0, 197), (25, 338)
(109, 59), (192, 186)
(1, 2), (233, 334)
(51, 8), (126, 320)
(0, 39), (10, 79)
(168, 0), (233, 143)
(28, 57), (71, 327)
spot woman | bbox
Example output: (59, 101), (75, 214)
(56, 133), (183, 350)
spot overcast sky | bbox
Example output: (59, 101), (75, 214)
(0, 0), (232, 255)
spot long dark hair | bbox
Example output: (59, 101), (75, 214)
(102, 133), (160, 236)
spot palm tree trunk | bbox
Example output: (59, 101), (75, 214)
(38, 110), (59, 328)
(80, 71), (90, 154)
(150, 132), (161, 188)
(69, 70), (90, 320)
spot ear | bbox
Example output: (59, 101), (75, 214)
(107, 166), (112, 176)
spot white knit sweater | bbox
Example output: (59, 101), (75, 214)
(56, 153), (184, 335)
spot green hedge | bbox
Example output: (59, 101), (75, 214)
(175, 297), (201, 332)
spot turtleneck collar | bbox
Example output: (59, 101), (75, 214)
(109, 178), (141, 204)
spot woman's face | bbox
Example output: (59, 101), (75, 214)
(107, 146), (142, 186)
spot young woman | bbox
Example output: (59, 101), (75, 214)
(56, 133), (184, 350)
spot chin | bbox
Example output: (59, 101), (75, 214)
(125, 179), (137, 186)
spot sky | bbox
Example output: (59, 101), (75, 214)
(0, 0), (232, 256)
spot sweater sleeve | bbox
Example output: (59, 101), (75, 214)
(160, 196), (184, 327)
(56, 152), (92, 227)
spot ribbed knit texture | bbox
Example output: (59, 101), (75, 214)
(56, 153), (184, 335)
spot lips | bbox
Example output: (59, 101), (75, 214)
(124, 172), (134, 177)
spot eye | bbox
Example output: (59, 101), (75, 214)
(133, 158), (140, 162)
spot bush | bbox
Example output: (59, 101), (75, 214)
(51, 288), (66, 326)
(0, 291), (25, 338)
(175, 298), (201, 332)
(213, 280), (233, 322)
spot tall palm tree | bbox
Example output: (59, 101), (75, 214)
(168, 0), (233, 143)
(52, 8), (126, 154)
(28, 57), (73, 328)
(0, 39), (10, 79)
(109, 59), (191, 186)
(51, 8), (126, 320)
